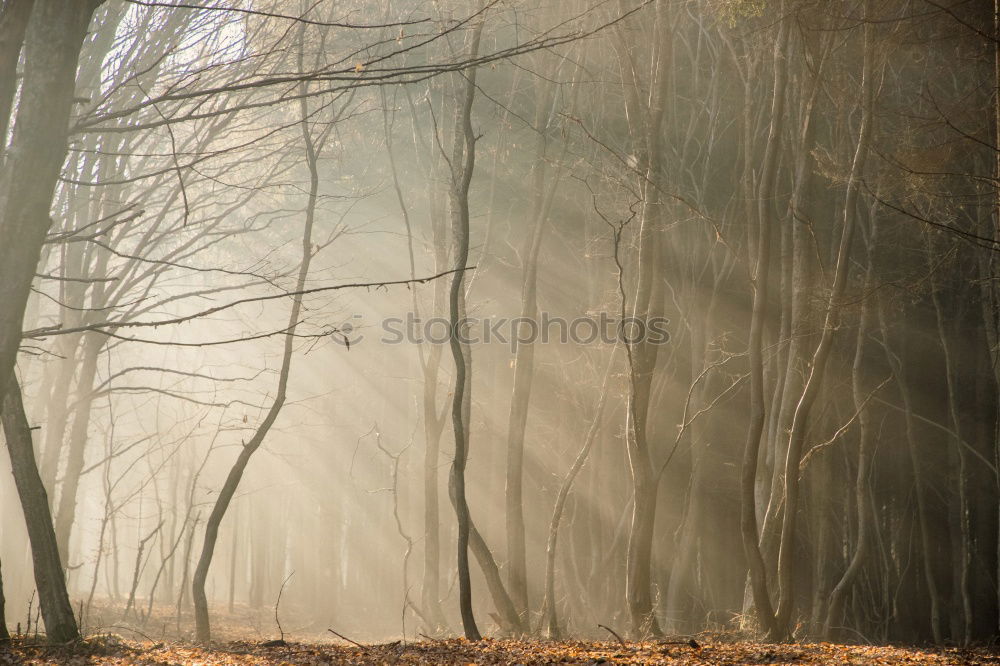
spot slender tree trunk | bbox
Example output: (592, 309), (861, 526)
(540, 354), (615, 638)
(85, 496), (110, 614)
(175, 513), (197, 630)
(445, 18), (484, 639)
(386, 87), (449, 632)
(926, 237), (973, 645)
(146, 513), (190, 624)
(823, 216), (878, 640)
(192, 65), (320, 642)
(504, 134), (548, 626)
(617, 195), (665, 638)
(613, 2), (668, 637)
(53, 334), (102, 564)
(756, 31), (827, 585)
(39, 340), (78, 498)
(775, 5), (875, 631)
(877, 298), (943, 642)
(740, 9), (789, 641)
(504, 85), (564, 623)
(123, 521), (162, 620)
(108, 505), (121, 602)
(1, 376), (78, 643)
(464, 520), (522, 633)
(227, 509), (238, 614)
(38, 222), (90, 495)
(419, 346), (448, 629)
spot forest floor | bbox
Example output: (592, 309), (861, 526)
(3, 635), (1000, 665)
(2, 604), (998, 664)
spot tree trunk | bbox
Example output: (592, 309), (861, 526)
(876, 298), (943, 642)
(1, 375), (78, 643)
(0, 0), (99, 406)
(192, 60), (320, 642)
(756, 28), (827, 587)
(611, 0), (669, 637)
(775, 3), (875, 632)
(386, 85), (449, 633)
(444, 15), (484, 641)
(0, 557), (9, 641)
(38, 337), (79, 496)
(52, 334), (102, 565)
(0, 0), (33, 156)
(504, 84), (564, 623)
(540, 355), (615, 637)
(926, 235), (974, 645)
(504, 134), (548, 626)
(740, 8), (789, 641)
(994, 0), (1000, 635)
(823, 215), (878, 640)
(463, 519), (523, 634)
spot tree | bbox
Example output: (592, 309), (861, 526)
(0, 0), (103, 644)
(610, 0), (670, 637)
(444, 13), (485, 641)
(191, 32), (324, 641)
(2, 378), (78, 642)
(0, 558), (8, 641)
(740, 6), (789, 642)
(774, 0), (876, 634)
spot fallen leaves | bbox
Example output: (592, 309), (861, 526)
(2, 636), (999, 665)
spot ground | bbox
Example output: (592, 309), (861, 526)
(3, 636), (1000, 665)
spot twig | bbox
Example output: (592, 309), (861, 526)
(274, 571), (294, 642)
(328, 628), (365, 648)
(799, 376), (891, 474)
(598, 623), (626, 647)
(23, 267), (477, 340)
(106, 624), (157, 642)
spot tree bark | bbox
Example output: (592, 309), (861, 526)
(1, 375), (78, 643)
(465, 519), (522, 634)
(444, 14), (484, 641)
(0, 0), (99, 406)
(775, 1), (875, 633)
(0, 557), (9, 641)
(0, 0), (33, 157)
(539, 354), (615, 638)
(876, 297), (943, 643)
(926, 233), (973, 645)
(617, 7), (668, 635)
(756, 28), (828, 587)
(740, 8), (788, 641)
(823, 214), (878, 640)
(52, 334), (102, 565)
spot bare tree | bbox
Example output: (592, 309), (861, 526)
(444, 13), (485, 641)
(774, 0), (877, 634)
(191, 36), (325, 642)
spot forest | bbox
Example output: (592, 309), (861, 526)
(0, 0), (999, 663)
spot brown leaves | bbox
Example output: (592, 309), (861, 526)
(2, 637), (998, 665)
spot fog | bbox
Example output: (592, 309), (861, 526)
(0, 0), (996, 648)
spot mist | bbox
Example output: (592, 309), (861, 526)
(0, 0), (997, 653)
